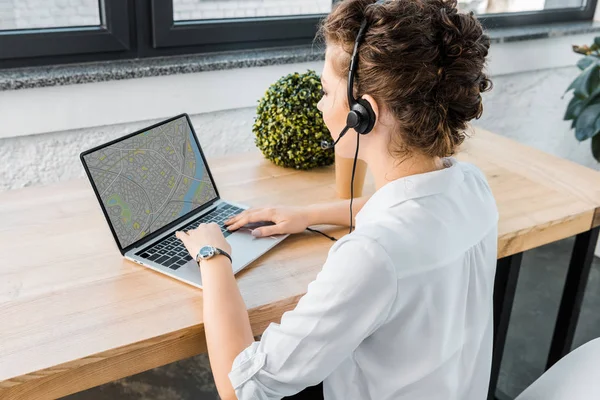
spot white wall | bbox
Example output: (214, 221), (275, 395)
(474, 66), (599, 171)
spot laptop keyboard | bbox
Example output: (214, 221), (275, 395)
(136, 204), (244, 270)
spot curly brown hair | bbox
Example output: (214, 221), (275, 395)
(320, 0), (492, 158)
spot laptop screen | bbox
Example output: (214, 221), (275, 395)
(82, 115), (218, 249)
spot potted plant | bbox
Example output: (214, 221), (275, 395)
(253, 70), (369, 199)
(564, 41), (600, 257)
(253, 70), (334, 170)
(564, 38), (600, 162)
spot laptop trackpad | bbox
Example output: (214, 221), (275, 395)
(227, 228), (282, 273)
(175, 227), (284, 287)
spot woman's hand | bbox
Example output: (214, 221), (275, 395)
(224, 206), (310, 238)
(176, 223), (232, 261)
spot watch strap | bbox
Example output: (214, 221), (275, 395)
(213, 248), (232, 263)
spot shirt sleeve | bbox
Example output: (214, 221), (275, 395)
(228, 234), (398, 400)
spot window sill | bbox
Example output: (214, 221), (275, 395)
(2, 20), (600, 92)
(0, 45), (325, 92)
(487, 20), (600, 43)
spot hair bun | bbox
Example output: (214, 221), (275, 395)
(437, 0), (490, 65)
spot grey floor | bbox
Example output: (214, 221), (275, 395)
(62, 237), (600, 400)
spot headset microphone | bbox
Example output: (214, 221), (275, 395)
(321, 125), (351, 150)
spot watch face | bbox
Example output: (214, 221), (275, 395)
(199, 246), (215, 259)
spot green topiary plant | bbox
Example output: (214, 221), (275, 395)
(253, 70), (334, 169)
(564, 38), (600, 162)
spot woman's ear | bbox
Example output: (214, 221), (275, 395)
(361, 94), (379, 125)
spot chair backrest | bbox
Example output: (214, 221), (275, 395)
(515, 338), (600, 400)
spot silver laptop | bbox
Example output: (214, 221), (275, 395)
(80, 113), (288, 288)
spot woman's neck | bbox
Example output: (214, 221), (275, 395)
(366, 152), (445, 191)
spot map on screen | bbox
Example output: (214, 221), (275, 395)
(83, 116), (218, 249)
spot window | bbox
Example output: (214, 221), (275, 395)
(150, 0), (327, 51)
(0, 0), (597, 70)
(0, 0), (129, 68)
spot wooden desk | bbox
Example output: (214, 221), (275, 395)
(1, 128), (600, 400)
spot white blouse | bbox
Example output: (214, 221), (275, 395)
(228, 158), (499, 400)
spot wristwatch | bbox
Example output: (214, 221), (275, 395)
(195, 245), (232, 265)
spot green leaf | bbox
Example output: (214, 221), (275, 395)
(594, 36), (600, 49)
(577, 55), (599, 71)
(594, 111), (600, 136)
(564, 96), (586, 120)
(575, 103), (600, 140)
(592, 134), (600, 162)
(566, 63), (600, 98)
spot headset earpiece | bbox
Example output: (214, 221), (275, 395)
(349, 98), (376, 135)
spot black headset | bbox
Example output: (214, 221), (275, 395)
(321, 14), (378, 150)
(317, 2), (381, 236)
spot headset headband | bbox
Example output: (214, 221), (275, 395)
(347, 18), (369, 106)
(347, 0), (386, 106)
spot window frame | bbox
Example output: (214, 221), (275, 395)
(0, 0), (598, 70)
(0, 0), (130, 63)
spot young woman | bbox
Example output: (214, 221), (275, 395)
(175, 0), (497, 399)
